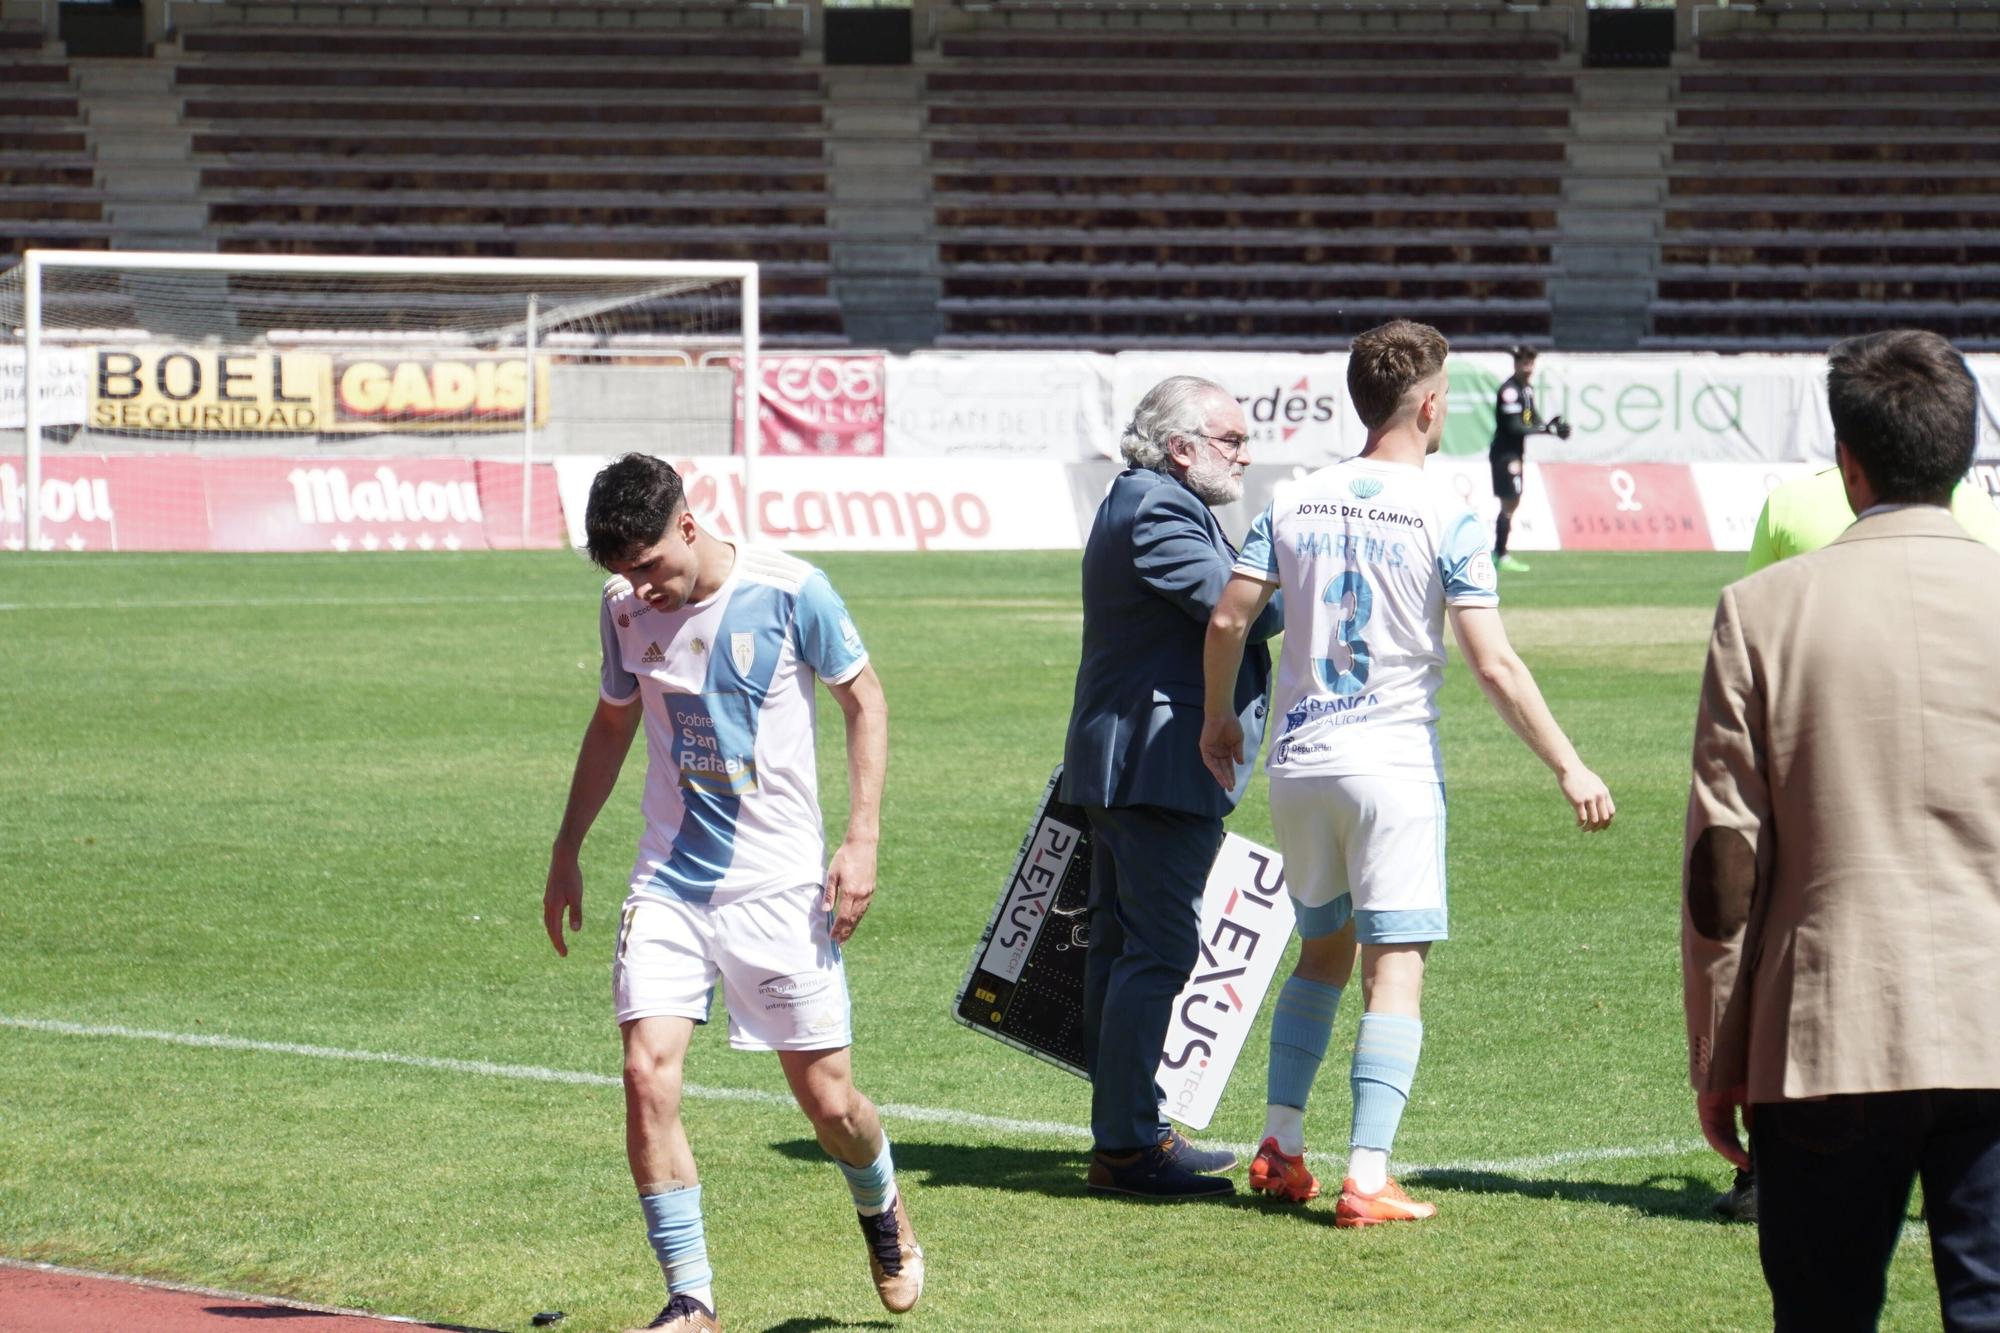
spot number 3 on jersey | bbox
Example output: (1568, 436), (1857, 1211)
(1314, 570), (1373, 696)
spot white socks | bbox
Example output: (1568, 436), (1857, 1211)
(1347, 1146), (1390, 1194)
(1262, 1104), (1307, 1157)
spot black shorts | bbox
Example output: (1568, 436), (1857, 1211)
(1490, 451), (1525, 503)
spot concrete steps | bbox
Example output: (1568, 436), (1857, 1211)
(1552, 66), (1673, 348)
(74, 56), (213, 253)
(824, 67), (939, 350)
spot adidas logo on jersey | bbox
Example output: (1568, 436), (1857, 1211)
(641, 641), (665, 665)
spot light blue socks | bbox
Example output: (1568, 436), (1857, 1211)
(1350, 1012), (1424, 1181)
(640, 1184), (713, 1309)
(835, 1136), (897, 1216)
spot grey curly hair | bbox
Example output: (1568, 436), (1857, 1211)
(1120, 376), (1231, 472)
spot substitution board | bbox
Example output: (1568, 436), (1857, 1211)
(953, 766), (1292, 1130)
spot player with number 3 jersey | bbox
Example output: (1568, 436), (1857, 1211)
(1201, 321), (1616, 1227)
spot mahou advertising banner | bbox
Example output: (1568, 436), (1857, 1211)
(207, 458), (490, 552)
(0, 454), (209, 552)
(728, 352), (886, 457)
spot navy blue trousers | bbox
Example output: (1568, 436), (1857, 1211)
(1079, 803), (1224, 1154)
(1753, 1088), (2000, 1332)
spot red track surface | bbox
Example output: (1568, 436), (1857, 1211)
(0, 1262), (489, 1332)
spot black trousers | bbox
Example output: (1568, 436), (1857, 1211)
(1752, 1088), (2000, 1332)
(1078, 803), (1224, 1154)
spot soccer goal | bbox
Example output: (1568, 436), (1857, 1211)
(0, 251), (760, 552)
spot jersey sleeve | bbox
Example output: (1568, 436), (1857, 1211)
(793, 568), (869, 685)
(1231, 503), (1281, 583)
(1744, 496), (1780, 574)
(599, 597), (639, 704)
(1436, 508), (1500, 606)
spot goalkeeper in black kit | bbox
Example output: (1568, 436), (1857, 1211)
(1488, 345), (1569, 573)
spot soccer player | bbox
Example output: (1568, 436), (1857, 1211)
(543, 454), (920, 1333)
(1199, 321), (1615, 1225)
(1487, 345), (1570, 574)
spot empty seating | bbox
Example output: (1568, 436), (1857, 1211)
(0, 33), (109, 265)
(928, 26), (1569, 348)
(1650, 29), (2000, 350)
(178, 22), (841, 341)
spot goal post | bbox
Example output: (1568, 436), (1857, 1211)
(1, 250), (760, 553)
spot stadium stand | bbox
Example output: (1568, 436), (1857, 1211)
(0, 24), (111, 266)
(926, 24), (1571, 349)
(171, 15), (842, 341)
(1650, 22), (2000, 350)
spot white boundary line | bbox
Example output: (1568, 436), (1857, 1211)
(0, 1256), (504, 1331)
(4, 1014), (1705, 1179)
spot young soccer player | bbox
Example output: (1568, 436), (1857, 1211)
(1200, 321), (1615, 1225)
(543, 454), (920, 1331)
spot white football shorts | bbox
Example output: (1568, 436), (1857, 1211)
(612, 881), (853, 1051)
(1267, 772), (1448, 944)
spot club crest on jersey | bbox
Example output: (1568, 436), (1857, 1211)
(1348, 477), (1384, 500)
(730, 632), (755, 674)
(689, 637), (707, 655)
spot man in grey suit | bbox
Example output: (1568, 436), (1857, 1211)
(1683, 329), (2000, 1331)
(1063, 375), (1283, 1200)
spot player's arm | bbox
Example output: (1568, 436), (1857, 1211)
(545, 695), (642, 957)
(822, 663), (887, 945)
(1448, 605), (1614, 830)
(1200, 573), (1278, 790)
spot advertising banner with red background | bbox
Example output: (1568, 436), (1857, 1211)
(1536, 463), (1716, 552)
(730, 353), (886, 457)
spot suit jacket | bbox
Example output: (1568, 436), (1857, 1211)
(1062, 467), (1283, 818)
(1682, 506), (2000, 1103)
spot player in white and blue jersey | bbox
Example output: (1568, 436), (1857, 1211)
(1200, 322), (1615, 1226)
(543, 455), (920, 1333)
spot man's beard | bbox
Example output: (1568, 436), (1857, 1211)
(1184, 453), (1243, 506)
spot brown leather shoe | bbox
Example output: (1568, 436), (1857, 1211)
(625, 1292), (720, 1332)
(859, 1194), (925, 1313)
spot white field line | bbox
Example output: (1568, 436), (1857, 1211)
(0, 1257), (506, 1331)
(0, 1014), (1740, 1182)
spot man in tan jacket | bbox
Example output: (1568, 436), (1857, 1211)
(1683, 328), (2000, 1332)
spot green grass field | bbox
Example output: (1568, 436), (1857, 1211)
(0, 549), (1947, 1332)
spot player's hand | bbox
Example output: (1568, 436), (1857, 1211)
(1550, 415), (1573, 440)
(1559, 766), (1615, 831)
(1199, 714), (1245, 791)
(544, 847), (584, 958)
(1698, 1086), (1752, 1170)
(823, 838), (878, 945)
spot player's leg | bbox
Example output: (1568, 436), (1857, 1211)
(1335, 777), (1447, 1227)
(777, 1045), (924, 1314)
(716, 884), (922, 1312)
(615, 900), (724, 1333)
(621, 1016), (718, 1331)
(1253, 775), (1359, 1202)
(1491, 453), (1528, 572)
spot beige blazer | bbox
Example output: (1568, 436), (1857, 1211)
(1682, 505), (2000, 1103)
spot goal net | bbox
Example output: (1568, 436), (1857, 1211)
(0, 252), (758, 553)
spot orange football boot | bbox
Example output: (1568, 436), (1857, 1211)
(1247, 1137), (1321, 1203)
(1333, 1176), (1438, 1228)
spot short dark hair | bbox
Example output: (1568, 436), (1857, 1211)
(1826, 329), (1977, 505)
(1510, 345), (1539, 363)
(1347, 320), (1450, 430)
(584, 453), (685, 568)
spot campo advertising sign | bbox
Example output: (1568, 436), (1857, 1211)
(87, 346), (550, 433)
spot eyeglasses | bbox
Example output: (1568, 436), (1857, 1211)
(1185, 431), (1250, 461)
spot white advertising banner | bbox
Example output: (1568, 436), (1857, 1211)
(1157, 833), (1292, 1131)
(1690, 462), (1820, 553)
(1113, 351), (1357, 466)
(886, 351), (1116, 461)
(1973, 356), (2000, 462)
(1494, 354), (1829, 466)
(0, 347), (90, 429)
(1421, 455), (1562, 553)
(553, 455), (1082, 552)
